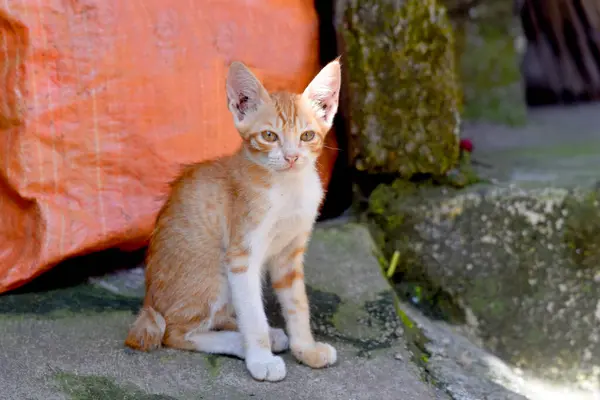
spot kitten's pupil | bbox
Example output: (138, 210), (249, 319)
(300, 131), (315, 142)
(261, 130), (278, 142)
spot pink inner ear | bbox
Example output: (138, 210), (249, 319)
(235, 94), (250, 120)
(304, 61), (341, 125)
(307, 83), (339, 124)
(226, 62), (268, 123)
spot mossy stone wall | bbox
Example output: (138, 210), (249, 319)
(336, 0), (460, 177)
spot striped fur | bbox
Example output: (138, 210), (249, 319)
(125, 59), (342, 382)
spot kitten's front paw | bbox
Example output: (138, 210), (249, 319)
(269, 328), (289, 353)
(246, 354), (287, 382)
(291, 341), (337, 369)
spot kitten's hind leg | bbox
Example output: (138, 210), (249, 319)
(268, 328), (289, 353)
(184, 328), (287, 358)
(164, 327), (246, 358)
(185, 331), (246, 358)
(215, 317), (289, 353)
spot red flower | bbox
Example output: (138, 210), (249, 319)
(459, 139), (473, 153)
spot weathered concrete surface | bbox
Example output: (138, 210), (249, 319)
(398, 303), (528, 400)
(462, 104), (600, 188)
(0, 223), (448, 400)
(368, 104), (600, 399)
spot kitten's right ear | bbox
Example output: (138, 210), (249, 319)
(226, 61), (270, 126)
(302, 58), (341, 129)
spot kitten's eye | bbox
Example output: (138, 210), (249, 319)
(300, 130), (315, 142)
(260, 130), (278, 142)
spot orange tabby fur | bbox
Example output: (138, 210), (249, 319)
(125, 59), (342, 382)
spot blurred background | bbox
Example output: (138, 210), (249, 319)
(0, 1), (599, 399)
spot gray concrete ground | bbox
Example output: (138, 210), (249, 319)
(0, 223), (449, 400)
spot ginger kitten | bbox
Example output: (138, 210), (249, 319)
(124, 59), (342, 382)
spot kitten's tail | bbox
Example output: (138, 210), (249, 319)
(124, 306), (166, 352)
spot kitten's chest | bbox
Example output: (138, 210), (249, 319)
(267, 172), (322, 247)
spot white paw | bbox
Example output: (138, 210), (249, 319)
(291, 341), (337, 369)
(246, 354), (287, 382)
(269, 328), (289, 353)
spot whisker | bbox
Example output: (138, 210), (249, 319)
(322, 145), (341, 151)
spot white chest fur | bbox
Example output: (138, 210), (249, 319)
(263, 168), (323, 258)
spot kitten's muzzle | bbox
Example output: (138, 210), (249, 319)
(284, 154), (299, 167)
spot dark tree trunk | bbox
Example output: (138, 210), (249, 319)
(519, 0), (600, 106)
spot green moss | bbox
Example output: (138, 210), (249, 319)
(204, 355), (222, 377)
(467, 278), (513, 322)
(395, 281), (465, 323)
(367, 180), (432, 267)
(350, 291), (404, 356)
(306, 285), (342, 337)
(341, 0), (460, 176)
(437, 152), (488, 188)
(397, 307), (415, 330)
(267, 283), (389, 354)
(363, 291), (394, 322)
(304, 285), (404, 356)
(331, 302), (368, 336)
(564, 189), (600, 269)
(393, 300), (433, 377)
(443, 0), (527, 125)
(54, 372), (176, 400)
(367, 180), (466, 323)
(0, 284), (141, 317)
(367, 181), (425, 271)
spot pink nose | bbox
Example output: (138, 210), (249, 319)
(285, 155), (299, 165)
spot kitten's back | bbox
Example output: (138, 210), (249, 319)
(125, 158), (231, 350)
(125, 152), (270, 351)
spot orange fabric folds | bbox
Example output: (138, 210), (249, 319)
(0, 1), (337, 293)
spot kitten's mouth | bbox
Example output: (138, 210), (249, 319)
(279, 162), (299, 171)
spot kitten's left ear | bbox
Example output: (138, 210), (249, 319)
(302, 58), (342, 129)
(226, 61), (271, 127)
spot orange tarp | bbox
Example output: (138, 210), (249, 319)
(0, 1), (337, 293)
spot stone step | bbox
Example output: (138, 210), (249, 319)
(0, 223), (450, 400)
(368, 104), (600, 399)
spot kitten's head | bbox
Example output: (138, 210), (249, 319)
(225, 59), (341, 172)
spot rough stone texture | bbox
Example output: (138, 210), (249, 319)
(336, 0), (460, 176)
(398, 303), (528, 400)
(0, 223), (448, 400)
(368, 105), (600, 399)
(443, 0), (527, 125)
